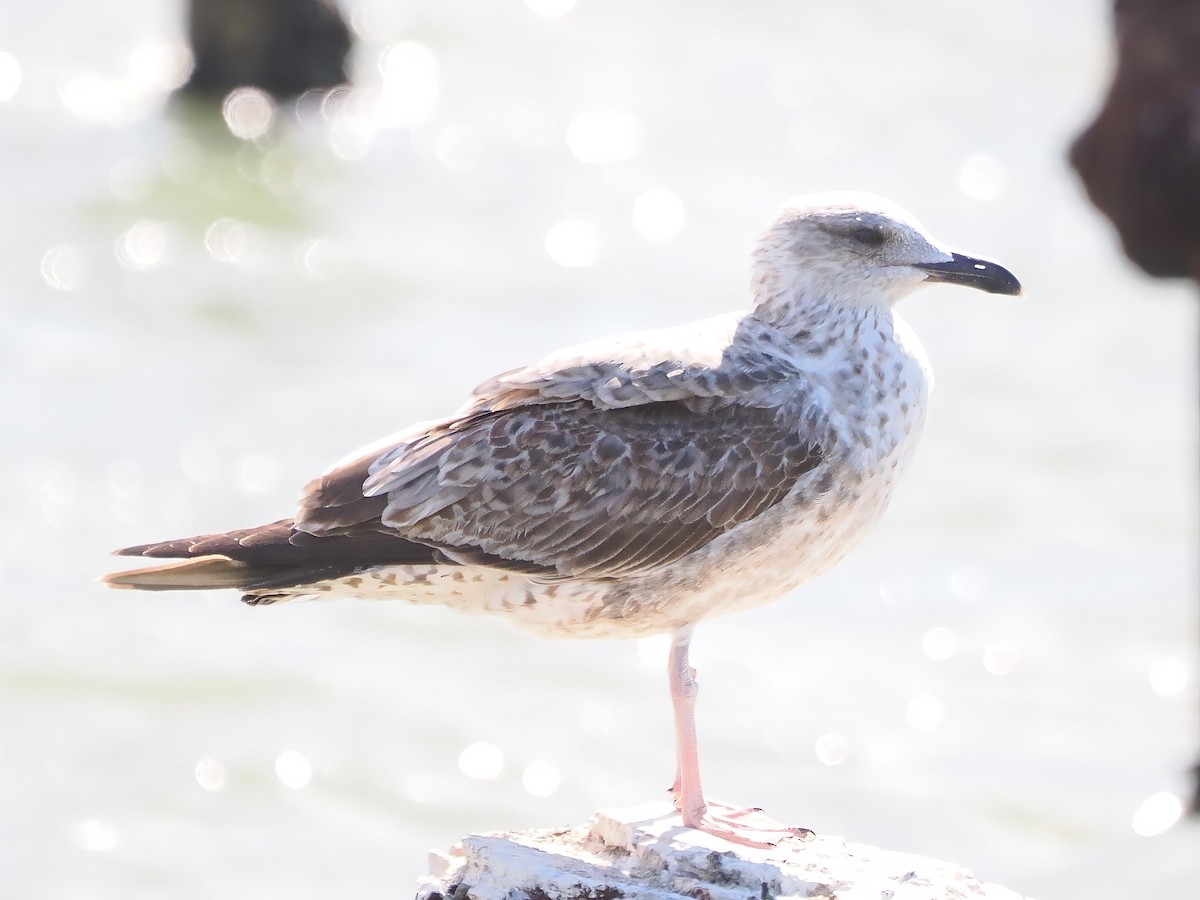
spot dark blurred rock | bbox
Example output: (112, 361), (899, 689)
(1070, 0), (1200, 280)
(181, 0), (352, 101)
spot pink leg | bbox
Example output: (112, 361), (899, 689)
(667, 627), (812, 848)
(668, 627), (706, 826)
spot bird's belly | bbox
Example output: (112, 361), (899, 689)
(493, 455), (908, 639)
(539, 393), (927, 636)
(296, 469), (893, 639)
(629, 466), (899, 629)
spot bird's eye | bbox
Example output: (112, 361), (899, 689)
(851, 225), (886, 248)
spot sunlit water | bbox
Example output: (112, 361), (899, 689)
(1, 1), (1197, 898)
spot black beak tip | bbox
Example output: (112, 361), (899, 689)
(919, 253), (1022, 296)
(982, 262), (1023, 296)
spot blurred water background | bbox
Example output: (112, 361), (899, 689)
(1, 0), (1197, 897)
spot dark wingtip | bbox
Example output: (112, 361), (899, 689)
(112, 543), (155, 557)
(112, 540), (192, 559)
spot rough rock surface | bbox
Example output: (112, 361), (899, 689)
(416, 803), (1026, 900)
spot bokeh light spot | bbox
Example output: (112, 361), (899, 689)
(41, 246), (86, 291)
(545, 218), (600, 267)
(327, 97), (375, 160)
(458, 741), (504, 780)
(632, 188), (686, 242)
(204, 219), (249, 263)
(275, 750), (312, 789)
(921, 626), (959, 662)
(115, 221), (168, 271)
(73, 818), (118, 852)
(57, 70), (103, 119)
(351, 0), (407, 41)
(1149, 657), (1188, 697)
(222, 87), (275, 140)
(982, 641), (1019, 676)
(296, 238), (345, 281)
(128, 39), (192, 93)
(378, 42), (438, 127)
(814, 733), (849, 766)
(521, 759), (561, 797)
(195, 757), (227, 792)
(1131, 791), (1182, 837)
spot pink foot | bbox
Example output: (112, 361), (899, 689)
(669, 790), (813, 848)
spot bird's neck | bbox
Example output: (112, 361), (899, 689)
(750, 269), (893, 346)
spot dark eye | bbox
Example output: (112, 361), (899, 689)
(851, 225), (885, 248)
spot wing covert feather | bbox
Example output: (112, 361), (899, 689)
(296, 313), (833, 579)
(301, 396), (829, 580)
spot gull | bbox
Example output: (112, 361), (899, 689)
(103, 193), (1021, 846)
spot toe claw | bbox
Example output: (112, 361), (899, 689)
(677, 800), (812, 848)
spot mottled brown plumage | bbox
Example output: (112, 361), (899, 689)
(103, 194), (1020, 846)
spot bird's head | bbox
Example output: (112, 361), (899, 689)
(751, 193), (1021, 322)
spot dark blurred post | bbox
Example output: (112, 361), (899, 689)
(1071, 0), (1200, 279)
(181, 0), (352, 100)
(1069, 0), (1200, 814)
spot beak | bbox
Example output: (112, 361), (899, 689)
(916, 252), (1022, 296)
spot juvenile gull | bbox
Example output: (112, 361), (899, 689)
(103, 193), (1021, 846)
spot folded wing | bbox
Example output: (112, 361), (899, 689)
(298, 318), (835, 581)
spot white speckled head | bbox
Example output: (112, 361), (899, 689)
(751, 192), (1020, 325)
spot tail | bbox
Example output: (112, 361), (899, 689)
(101, 556), (260, 592)
(102, 518), (440, 603)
